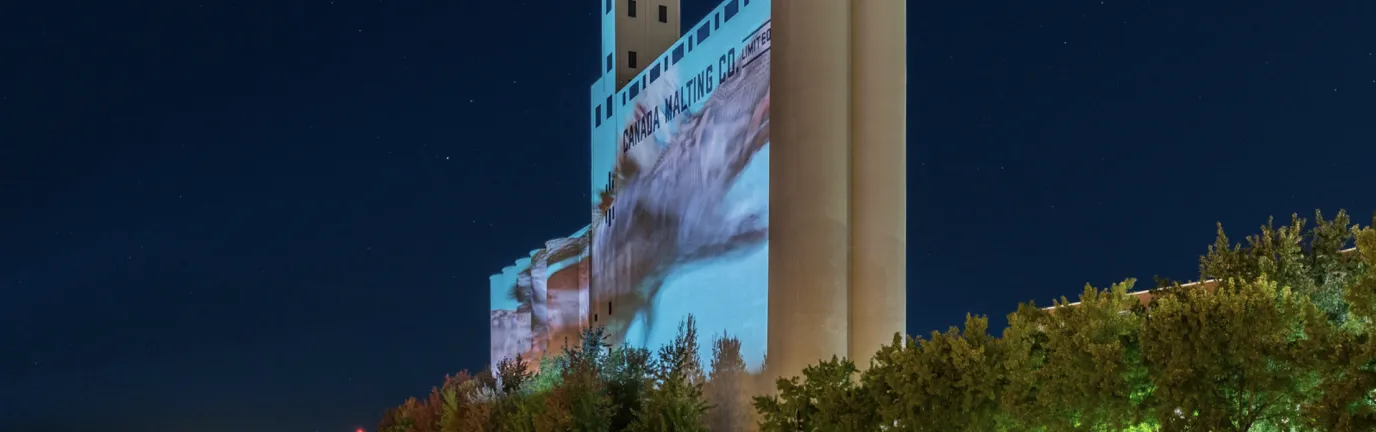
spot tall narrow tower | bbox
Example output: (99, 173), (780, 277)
(612, 0), (681, 90)
(768, 0), (854, 381)
(846, 0), (908, 371)
(768, 0), (907, 381)
(587, 0), (682, 328)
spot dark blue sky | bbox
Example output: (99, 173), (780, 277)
(2, 0), (1372, 431)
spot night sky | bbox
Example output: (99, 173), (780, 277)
(2, 0), (1373, 430)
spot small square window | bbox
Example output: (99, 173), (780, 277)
(628, 0), (637, 18)
(606, 0), (613, 13)
(605, 95), (613, 118)
(595, 106), (602, 127)
(605, 53), (613, 72)
(628, 51), (637, 68)
(658, 5), (668, 23)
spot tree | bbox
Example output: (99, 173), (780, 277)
(490, 354), (544, 431)
(382, 397), (422, 432)
(866, 314), (1010, 431)
(631, 315), (710, 432)
(1199, 210), (1365, 328)
(496, 354), (533, 395)
(754, 355), (876, 432)
(377, 405), (405, 432)
(1140, 274), (1324, 431)
(1306, 217), (1376, 431)
(705, 333), (753, 431)
(527, 354), (565, 395)
(605, 343), (654, 431)
(373, 209), (1376, 432)
(754, 372), (814, 431)
(1002, 280), (1154, 431)
(545, 327), (615, 432)
(410, 386), (443, 432)
(437, 371), (477, 432)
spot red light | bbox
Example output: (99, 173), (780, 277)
(356, 428), (365, 432)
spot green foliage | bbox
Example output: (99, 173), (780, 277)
(1003, 280), (1152, 431)
(630, 315), (711, 432)
(1140, 274), (1322, 431)
(1306, 218), (1376, 431)
(866, 314), (1011, 431)
(1344, 216), (1376, 325)
(437, 371), (487, 432)
(754, 355), (876, 432)
(374, 209), (1375, 432)
(1200, 210), (1365, 328)
(527, 354), (565, 394)
(604, 344), (654, 431)
(550, 327), (615, 432)
(491, 354), (541, 432)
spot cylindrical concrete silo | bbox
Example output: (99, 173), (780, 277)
(767, 0), (853, 383)
(847, 0), (908, 369)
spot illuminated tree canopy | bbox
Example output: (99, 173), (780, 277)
(376, 210), (1375, 432)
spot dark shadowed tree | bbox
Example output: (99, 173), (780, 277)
(631, 315), (710, 431)
(605, 344), (654, 431)
(377, 405), (405, 432)
(545, 327), (615, 431)
(496, 354), (532, 395)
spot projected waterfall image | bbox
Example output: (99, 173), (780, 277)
(592, 12), (772, 372)
(489, 230), (590, 367)
(489, 0), (771, 373)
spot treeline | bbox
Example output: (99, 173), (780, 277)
(377, 316), (763, 432)
(379, 210), (1376, 432)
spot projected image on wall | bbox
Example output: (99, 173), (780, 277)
(489, 230), (590, 369)
(592, 7), (771, 372)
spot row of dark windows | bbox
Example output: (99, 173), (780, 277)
(607, 0), (746, 74)
(610, 0), (747, 21)
(611, 0), (667, 23)
(595, 0), (752, 128)
(618, 0), (748, 19)
(624, 1), (669, 23)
